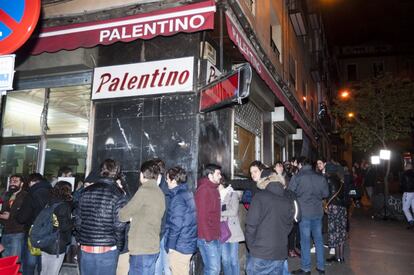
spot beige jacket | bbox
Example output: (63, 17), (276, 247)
(119, 179), (165, 255)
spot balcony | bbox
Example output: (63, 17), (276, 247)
(288, 0), (307, 36)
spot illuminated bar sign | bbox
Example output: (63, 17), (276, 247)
(199, 63), (251, 113)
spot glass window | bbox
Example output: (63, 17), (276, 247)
(0, 144), (38, 191)
(2, 89), (45, 137)
(44, 137), (88, 182)
(233, 125), (256, 177)
(47, 85), (91, 135)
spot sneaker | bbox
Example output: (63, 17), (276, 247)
(310, 246), (316, 253)
(329, 248), (335, 255)
(316, 267), (325, 274)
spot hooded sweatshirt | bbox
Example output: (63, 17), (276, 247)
(195, 177), (220, 241)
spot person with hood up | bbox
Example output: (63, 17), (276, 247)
(246, 169), (295, 275)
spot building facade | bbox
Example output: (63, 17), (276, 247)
(0, 0), (335, 192)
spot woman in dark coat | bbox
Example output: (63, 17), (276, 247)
(165, 167), (197, 275)
(325, 173), (347, 263)
(41, 181), (73, 275)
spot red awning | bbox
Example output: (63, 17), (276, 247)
(225, 12), (316, 146)
(30, 1), (216, 55)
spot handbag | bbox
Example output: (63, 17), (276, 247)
(219, 220), (231, 243)
(28, 228), (41, 256)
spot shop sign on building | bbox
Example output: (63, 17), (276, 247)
(200, 63), (251, 113)
(92, 57), (194, 100)
(0, 55), (15, 91)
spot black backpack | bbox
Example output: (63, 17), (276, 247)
(30, 202), (63, 252)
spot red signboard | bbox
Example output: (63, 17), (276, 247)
(200, 63), (251, 113)
(200, 73), (239, 112)
(0, 0), (41, 54)
(30, 1), (216, 55)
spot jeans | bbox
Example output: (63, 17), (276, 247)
(40, 251), (65, 275)
(246, 256), (284, 275)
(283, 260), (290, 275)
(220, 242), (240, 275)
(299, 216), (325, 272)
(129, 253), (159, 275)
(403, 192), (414, 222)
(2, 232), (25, 259)
(197, 239), (221, 275)
(22, 238), (41, 275)
(80, 249), (119, 275)
(155, 235), (171, 275)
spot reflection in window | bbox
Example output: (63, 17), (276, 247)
(44, 137), (88, 182)
(0, 144), (38, 191)
(2, 89), (45, 137)
(233, 125), (256, 177)
(48, 85), (91, 135)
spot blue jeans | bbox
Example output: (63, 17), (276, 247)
(220, 242), (240, 275)
(129, 253), (159, 275)
(283, 260), (290, 275)
(299, 216), (325, 272)
(22, 237), (41, 275)
(80, 249), (119, 275)
(155, 236), (171, 275)
(197, 239), (221, 275)
(246, 256), (284, 275)
(2, 232), (25, 259)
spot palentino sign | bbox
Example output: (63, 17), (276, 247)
(31, 1), (216, 55)
(92, 57), (194, 100)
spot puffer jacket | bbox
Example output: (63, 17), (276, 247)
(165, 184), (197, 254)
(75, 177), (127, 249)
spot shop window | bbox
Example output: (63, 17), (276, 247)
(48, 86), (91, 135)
(233, 125), (256, 177)
(44, 137), (88, 182)
(0, 144), (38, 191)
(2, 89), (45, 137)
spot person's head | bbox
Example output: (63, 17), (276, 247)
(166, 166), (187, 189)
(9, 175), (24, 193)
(27, 173), (44, 187)
(140, 160), (161, 183)
(58, 166), (73, 177)
(100, 159), (120, 179)
(290, 157), (298, 167)
(153, 158), (166, 184)
(249, 160), (266, 182)
(316, 157), (327, 172)
(273, 161), (284, 175)
(297, 156), (310, 169)
(50, 181), (72, 202)
(202, 164), (222, 185)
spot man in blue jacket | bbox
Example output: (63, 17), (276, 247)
(289, 157), (329, 275)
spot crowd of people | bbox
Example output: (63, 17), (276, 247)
(0, 156), (359, 275)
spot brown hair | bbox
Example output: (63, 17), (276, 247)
(100, 159), (120, 179)
(166, 167), (187, 184)
(50, 181), (72, 202)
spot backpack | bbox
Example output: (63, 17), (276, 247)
(284, 189), (301, 223)
(30, 202), (63, 253)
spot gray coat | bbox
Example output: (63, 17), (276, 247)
(288, 165), (329, 218)
(220, 187), (245, 243)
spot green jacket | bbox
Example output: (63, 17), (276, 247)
(119, 179), (165, 255)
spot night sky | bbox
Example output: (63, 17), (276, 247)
(321, 0), (414, 47)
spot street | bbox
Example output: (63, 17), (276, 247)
(288, 210), (414, 275)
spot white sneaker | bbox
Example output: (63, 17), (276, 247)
(329, 248), (335, 255)
(310, 246), (316, 253)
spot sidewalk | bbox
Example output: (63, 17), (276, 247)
(288, 210), (414, 275)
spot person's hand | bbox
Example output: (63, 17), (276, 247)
(0, 211), (10, 220)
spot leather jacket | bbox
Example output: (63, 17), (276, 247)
(327, 174), (346, 207)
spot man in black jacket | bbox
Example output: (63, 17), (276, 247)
(17, 173), (52, 275)
(245, 169), (294, 275)
(75, 159), (127, 275)
(401, 163), (414, 229)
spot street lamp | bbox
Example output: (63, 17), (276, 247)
(340, 89), (350, 99)
(371, 155), (380, 165)
(347, 112), (354, 118)
(380, 149), (391, 160)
